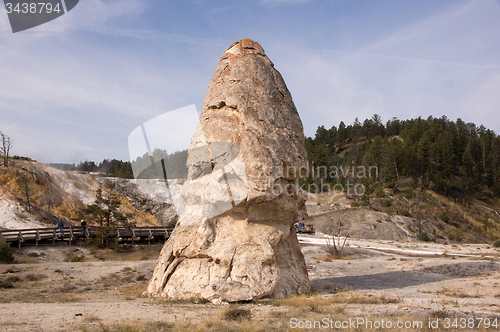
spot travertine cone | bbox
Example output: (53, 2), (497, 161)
(147, 39), (310, 302)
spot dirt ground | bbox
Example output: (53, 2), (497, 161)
(1, 238), (500, 331)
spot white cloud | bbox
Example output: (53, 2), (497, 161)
(0, 0), (218, 163)
(363, 0), (500, 65)
(271, 0), (500, 136)
(259, 0), (311, 5)
(272, 48), (386, 135)
(77, 25), (228, 47)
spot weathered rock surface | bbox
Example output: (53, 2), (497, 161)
(147, 39), (310, 302)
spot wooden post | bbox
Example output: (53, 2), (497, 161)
(53, 229), (56, 246)
(17, 231), (23, 248)
(148, 227), (153, 245)
(35, 229), (40, 247)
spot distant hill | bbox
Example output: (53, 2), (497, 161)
(303, 115), (500, 243)
(49, 159), (135, 179)
(305, 115), (499, 197)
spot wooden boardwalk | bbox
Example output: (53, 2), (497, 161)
(0, 226), (174, 247)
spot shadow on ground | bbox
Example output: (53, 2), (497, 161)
(311, 261), (499, 292)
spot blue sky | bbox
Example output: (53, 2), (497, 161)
(1, 0), (499, 164)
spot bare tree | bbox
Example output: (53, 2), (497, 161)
(324, 213), (349, 257)
(0, 132), (13, 167)
(22, 176), (31, 212)
(40, 191), (61, 213)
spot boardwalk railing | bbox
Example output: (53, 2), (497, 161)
(0, 226), (174, 247)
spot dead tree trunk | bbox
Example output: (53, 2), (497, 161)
(23, 177), (31, 212)
(0, 132), (13, 167)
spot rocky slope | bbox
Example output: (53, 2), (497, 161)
(0, 160), (170, 229)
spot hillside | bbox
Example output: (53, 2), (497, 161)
(307, 115), (500, 197)
(0, 160), (172, 229)
(304, 187), (500, 244)
(302, 115), (500, 244)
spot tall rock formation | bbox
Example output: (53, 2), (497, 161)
(147, 39), (310, 302)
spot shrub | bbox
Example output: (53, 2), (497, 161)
(222, 307), (252, 321)
(447, 230), (463, 242)
(405, 189), (414, 199)
(439, 213), (450, 223)
(136, 275), (147, 282)
(26, 274), (38, 282)
(493, 239), (500, 248)
(0, 236), (14, 264)
(5, 276), (20, 283)
(384, 199), (392, 207)
(70, 254), (85, 262)
(418, 233), (429, 242)
(0, 279), (14, 288)
(385, 181), (396, 189)
(375, 188), (385, 198)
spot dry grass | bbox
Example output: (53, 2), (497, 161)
(122, 282), (148, 300)
(222, 306), (252, 321)
(12, 253), (37, 264)
(271, 291), (402, 316)
(90, 246), (162, 262)
(25, 273), (40, 281)
(82, 313), (101, 323)
(435, 287), (481, 298)
(78, 320), (175, 332)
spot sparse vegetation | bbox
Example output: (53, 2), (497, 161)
(0, 279), (14, 288)
(273, 291), (402, 308)
(222, 306), (252, 321)
(89, 245), (162, 261)
(0, 276), (19, 289)
(418, 233), (429, 242)
(25, 274), (39, 282)
(70, 254), (85, 262)
(324, 213), (349, 256)
(136, 274), (147, 281)
(0, 236), (14, 264)
(439, 212), (450, 223)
